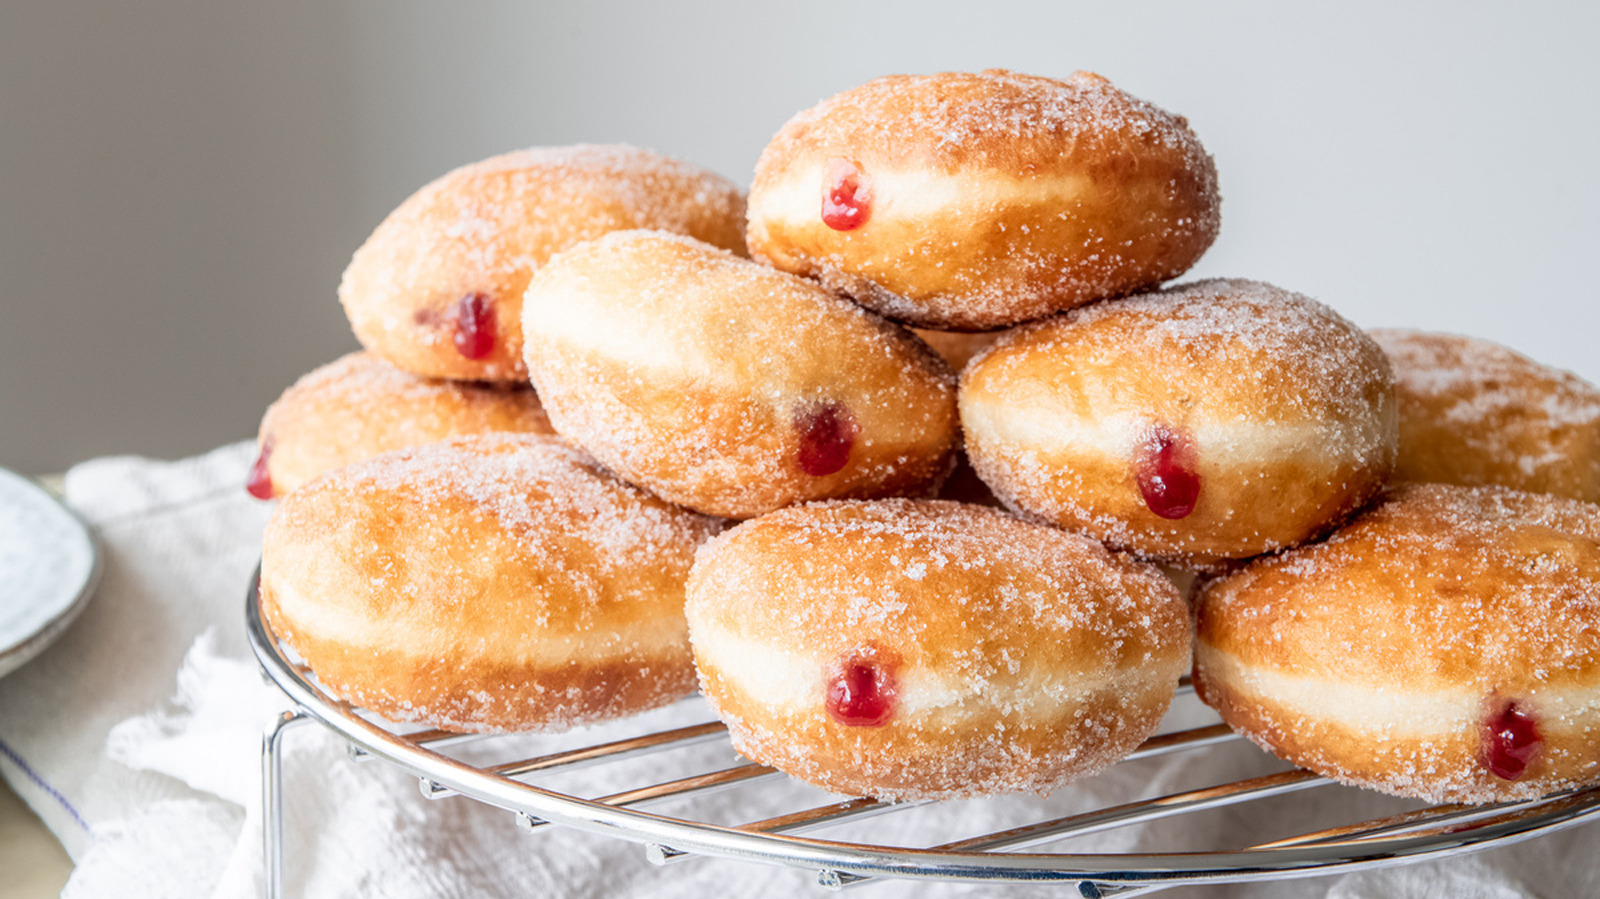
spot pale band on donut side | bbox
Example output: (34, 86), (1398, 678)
(1193, 483), (1600, 803)
(259, 432), (721, 734)
(522, 230), (960, 519)
(248, 351), (553, 499)
(747, 69), (1220, 330)
(686, 499), (1191, 801)
(960, 278), (1397, 566)
(339, 144), (747, 382)
(1371, 328), (1600, 503)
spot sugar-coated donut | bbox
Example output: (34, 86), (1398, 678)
(1372, 329), (1600, 503)
(259, 433), (720, 733)
(686, 499), (1190, 801)
(522, 230), (960, 519)
(339, 144), (746, 382)
(1193, 483), (1600, 803)
(746, 70), (1220, 330)
(960, 279), (1397, 566)
(247, 351), (552, 499)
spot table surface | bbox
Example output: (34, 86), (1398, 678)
(0, 775), (72, 898)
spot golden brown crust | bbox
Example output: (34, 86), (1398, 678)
(259, 433), (720, 733)
(960, 279), (1397, 564)
(1194, 483), (1600, 802)
(1198, 484), (1600, 690)
(686, 499), (1190, 800)
(522, 230), (960, 519)
(339, 145), (746, 381)
(1372, 329), (1600, 503)
(256, 351), (552, 496)
(747, 70), (1219, 329)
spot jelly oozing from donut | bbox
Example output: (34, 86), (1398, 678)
(794, 401), (858, 476)
(821, 157), (871, 231)
(1135, 425), (1201, 519)
(449, 293), (497, 359)
(825, 652), (897, 727)
(246, 438), (274, 500)
(1483, 700), (1542, 781)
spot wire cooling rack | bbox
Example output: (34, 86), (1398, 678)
(246, 575), (1600, 898)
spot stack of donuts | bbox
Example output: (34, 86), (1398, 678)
(254, 69), (1600, 805)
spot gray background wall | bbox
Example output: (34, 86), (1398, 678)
(3, 1), (1597, 473)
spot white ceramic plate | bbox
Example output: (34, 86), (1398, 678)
(0, 468), (99, 679)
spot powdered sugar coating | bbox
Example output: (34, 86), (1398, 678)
(257, 351), (552, 495)
(259, 432), (721, 734)
(340, 144), (746, 381)
(747, 69), (1220, 329)
(961, 278), (1397, 564)
(686, 499), (1190, 800)
(1372, 329), (1600, 502)
(1195, 483), (1600, 803)
(522, 229), (959, 518)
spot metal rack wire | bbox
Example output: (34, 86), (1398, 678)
(247, 577), (1600, 898)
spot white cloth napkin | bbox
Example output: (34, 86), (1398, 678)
(0, 441), (1594, 898)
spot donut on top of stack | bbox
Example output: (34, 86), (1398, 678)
(521, 229), (960, 519)
(960, 278), (1398, 567)
(340, 144), (747, 382)
(1372, 329), (1600, 504)
(746, 69), (1221, 330)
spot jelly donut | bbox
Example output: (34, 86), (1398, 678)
(746, 69), (1220, 330)
(339, 144), (746, 382)
(1193, 483), (1600, 803)
(247, 351), (553, 499)
(1372, 329), (1600, 503)
(522, 230), (960, 519)
(960, 278), (1397, 566)
(259, 433), (720, 733)
(686, 499), (1191, 801)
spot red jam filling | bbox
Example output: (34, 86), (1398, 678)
(449, 293), (496, 360)
(1134, 424), (1200, 520)
(246, 438), (274, 500)
(1483, 700), (1542, 781)
(826, 651), (897, 727)
(794, 401), (857, 477)
(821, 157), (872, 231)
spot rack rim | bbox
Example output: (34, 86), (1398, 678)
(246, 573), (1600, 892)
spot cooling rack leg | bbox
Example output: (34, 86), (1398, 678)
(263, 708), (310, 899)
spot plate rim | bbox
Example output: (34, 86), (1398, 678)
(0, 468), (101, 679)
